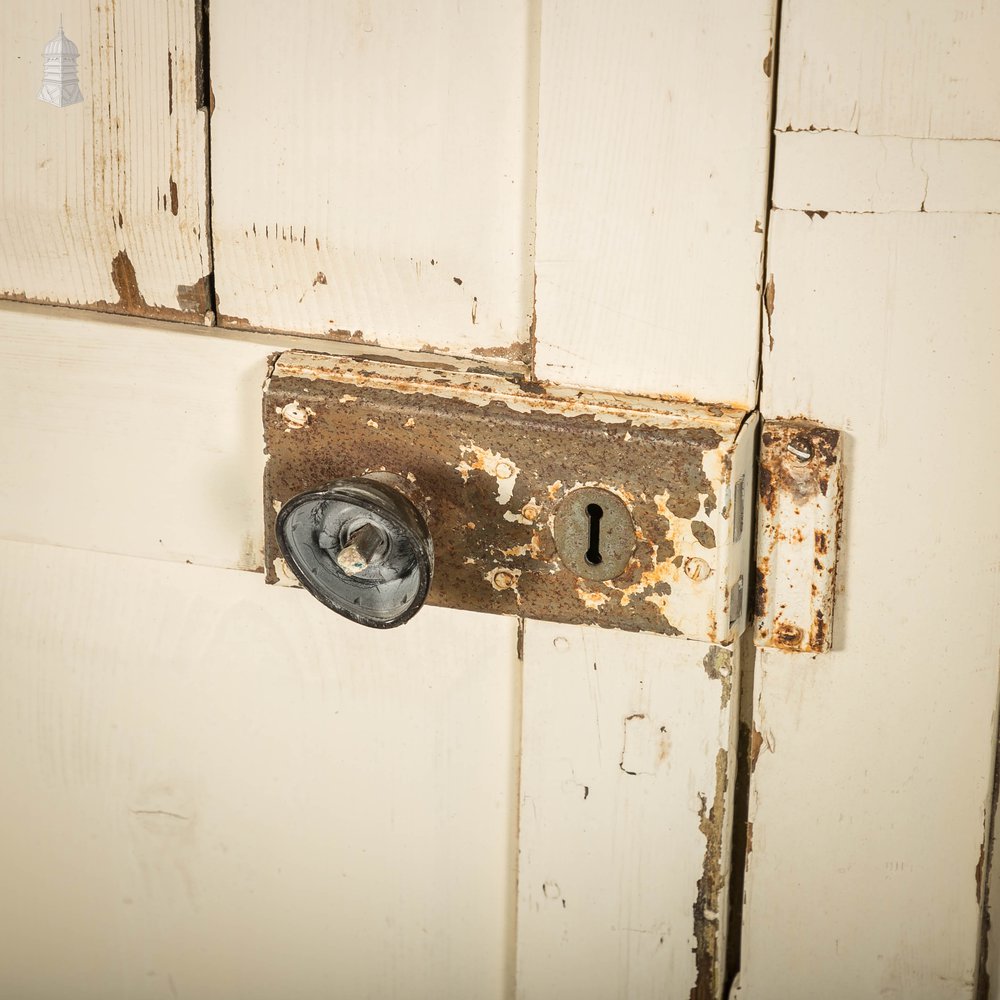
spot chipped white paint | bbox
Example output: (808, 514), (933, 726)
(754, 420), (842, 654)
(503, 499), (541, 527)
(278, 400), (313, 430)
(0, 1), (210, 317)
(739, 211), (1000, 999)
(487, 566), (521, 594)
(541, 418), (756, 645)
(776, 0), (1000, 139)
(273, 351), (747, 433)
(210, 0), (536, 360)
(516, 623), (742, 999)
(271, 555), (298, 587)
(457, 444), (520, 507)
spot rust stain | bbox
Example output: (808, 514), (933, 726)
(763, 276), (775, 352)
(755, 420), (843, 653)
(690, 748), (728, 1000)
(471, 340), (531, 364)
(702, 647), (733, 710)
(262, 353), (744, 639)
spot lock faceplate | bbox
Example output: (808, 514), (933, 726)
(263, 350), (757, 642)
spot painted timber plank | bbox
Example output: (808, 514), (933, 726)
(773, 132), (1000, 215)
(737, 210), (1000, 1000)
(209, 0), (537, 363)
(776, 0), (1000, 139)
(0, 0), (211, 320)
(0, 301), (514, 572)
(516, 621), (741, 999)
(531, 0), (775, 405)
(0, 538), (520, 1000)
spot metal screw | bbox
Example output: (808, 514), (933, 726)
(521, 502), (540, 522)
(684, 556), (712, 582)
(489, 567), (518, 591)
(787, 437), (813, 461)
(775, 621), (804, 647)
(335, 522), (386, 576)
(280, 401), (311, 429)
(495, 460), (514, 480)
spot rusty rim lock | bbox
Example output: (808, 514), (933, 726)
(275, 474), (434, 629)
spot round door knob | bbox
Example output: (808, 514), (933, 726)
(275, 474), (433, 629)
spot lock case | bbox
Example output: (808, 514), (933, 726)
(263, 350), (757, 643)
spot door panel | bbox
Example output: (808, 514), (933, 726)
(532, 0), (775, 405)
(209, 0), (538, 363)
(777, 0), (1000, 139)
(0, 3), (781, 998)
(738, 209), (1000, 1000)
(0, 0), (210, 321)
(516, 621), (739, 1000)
(0, 538), (520, 1000)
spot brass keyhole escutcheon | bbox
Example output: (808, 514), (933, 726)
(553, 487), (636, 581)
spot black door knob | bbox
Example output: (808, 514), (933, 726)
(275, 473), (433, 629)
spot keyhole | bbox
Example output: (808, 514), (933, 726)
(585, 503), (604, 566)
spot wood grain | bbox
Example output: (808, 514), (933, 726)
(209, 0), (537, 362)
(0, 539), (520, 1000)
(773, 132), (1000, 214)
(777, 0), (1000, 139)
(738, 210), (1000, 1000)
(531, 0), (775, 405)
(516, 621), (741, 1000)
(0, 0), (210, 320)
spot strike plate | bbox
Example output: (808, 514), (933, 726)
(263, 350), (756, 643)
(754, 419), (844, 653)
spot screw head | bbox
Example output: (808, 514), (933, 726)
(521, 502), (540, 522)
(787, 436), (813, 461)
(489, 567), (519, 591)
(684, 556), (712, 582)
(280, 401), (311, 429)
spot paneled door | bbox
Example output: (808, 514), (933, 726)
(2, 3), (773, 999)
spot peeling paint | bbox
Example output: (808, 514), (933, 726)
(457, 443), (520, 505)
(263, 351), (755, 640)
(755, 420), (844, 653)
(690, 748), (729, 1000)
(702, 647), (734, 710)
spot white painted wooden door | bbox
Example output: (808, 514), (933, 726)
(7, 2), (999, 999)
(0, 3), (774, 997)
